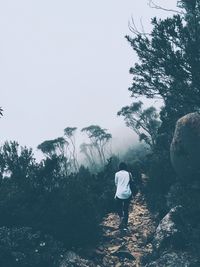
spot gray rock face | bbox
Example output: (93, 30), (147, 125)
(170, 112), (200, 181)
(153, 206), (181, 250)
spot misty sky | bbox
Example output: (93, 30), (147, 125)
(0, 0), (178, 158)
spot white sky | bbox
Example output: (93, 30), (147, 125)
(0, 0), (178, 159)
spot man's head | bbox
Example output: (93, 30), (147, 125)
(119, 162), (127, 171)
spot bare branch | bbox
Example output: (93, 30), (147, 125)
(128, 16), (151, 36)
(128, 17), (140, 35)
(140, 17), (146, 35)
(148, 0), (184, 15)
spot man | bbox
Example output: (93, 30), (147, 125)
(115, 162), (133, 230)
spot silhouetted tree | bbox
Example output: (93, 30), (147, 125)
(126, 0), (200, 145)
(118, 101), (160, 149)
(38, 138), (70, 175)
(80, 142), (97, 170)
(1, 141), (35, 181)
(64, 127), (79, 172)
(81, 125), (112, 167)
(37, 140), (57, 158)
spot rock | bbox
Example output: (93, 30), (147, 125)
(153, 206), (182, 250)
(60, 251), (95, 267)
(170, 112), (200, 181)
(108, 245), (121, 254)
(64, 251), (79, 263)
(79, 247), (105, 259)
(112, 245), (136, 260)
(94, 248), (105, 256)
(145, 251), (193, 267)
(98, 245), (104, 251)
(166, 183), (183, 209)
(114, 250), (135, 260)
(102, 255), (113, 266)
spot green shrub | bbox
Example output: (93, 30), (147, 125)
(0, 227), (64, 267)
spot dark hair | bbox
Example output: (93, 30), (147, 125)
(119, 162), (127, 171)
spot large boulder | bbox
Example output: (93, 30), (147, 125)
(170, 112), (200, 182)
(144, 206), (199, 267)
(152, 206), (182, 251)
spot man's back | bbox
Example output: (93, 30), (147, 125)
(115, 170), (132, 199)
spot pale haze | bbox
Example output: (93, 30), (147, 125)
(0, 0), (178, 158)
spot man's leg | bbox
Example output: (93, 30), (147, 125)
(116, 197), (124, 228)
(123, 197), (131, 227)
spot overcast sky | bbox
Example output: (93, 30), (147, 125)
(0, 0), (178, 159)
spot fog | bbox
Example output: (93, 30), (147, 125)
(0, 0), (178, 159)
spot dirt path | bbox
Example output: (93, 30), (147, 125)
(91, 192), (156, 267)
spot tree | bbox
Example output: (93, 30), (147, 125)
(118, 101), (161, 149)
(64, 127), (79, 172)
(80, 142), (96, 169)
(126, 1), (200, 144)
(1, 141), (36, 181)
(81, 125), (112, 167)
(37, 138), (70, 175)
(121, 0), (200, 212)
(37, 140), (57, 158)
(38, 138), (68, 157)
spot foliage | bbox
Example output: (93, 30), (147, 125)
(94, 156), (120, 213)
(37, 138), (70, 175)
(0, 227), (64, 267)
(64, 127), (79, 172)
(118, 101), (161, 149)
(126, 1), (200, 140)
(1, 141), (36, 180)
(38, 124), (112, 173)
(37, 138), (68, 159)
(122, 0), (200, 213)
(143, 150), (176, 215)
(0, 107), (3, 117)
(0, 140), (120, 266)
(81, 125), (112, 170)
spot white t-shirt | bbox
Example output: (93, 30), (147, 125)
(115, 170), (132, 199)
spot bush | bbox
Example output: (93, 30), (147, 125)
(142, 150), (176, 216)
(0, 227), (64, 267)
(0, 142), (117, 251)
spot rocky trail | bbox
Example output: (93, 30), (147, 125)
(61, 192), (157, 267)
(93, 192), (156, 267)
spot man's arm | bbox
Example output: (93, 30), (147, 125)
(115, 173), (118, 187)
(129, 172), (134, 182)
